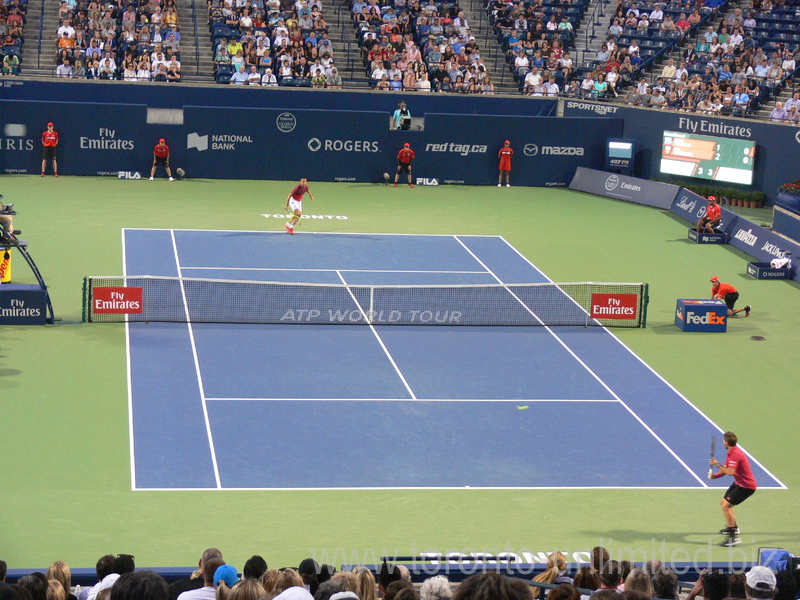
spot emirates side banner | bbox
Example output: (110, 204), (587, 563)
(569, 167), (679, 209)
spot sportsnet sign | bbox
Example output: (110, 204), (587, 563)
(93, 287), (143, 314)
(590, 293), (638, 320)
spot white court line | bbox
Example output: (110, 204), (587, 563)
(126, 228), (505, 237)
(170, 230), (223, 489)
(453, 235), (708, 488)
(335, 270), (417, 400)
(181, 267), (489, 274)
(205, 397), (620, 403)
(497, 236), (788, 490)
(134, 485), (715, 492)
(123, 230), (137, 492)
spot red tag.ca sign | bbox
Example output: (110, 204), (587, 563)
(93, 287), (143, 314)
(590, 293), (638, 319)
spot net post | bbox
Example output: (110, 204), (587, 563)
(81, 276), (89, 323)
(640, 283), (649, 328)
(584, 283), (591, 328)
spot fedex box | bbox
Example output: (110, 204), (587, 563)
(675, 299), (727, 332)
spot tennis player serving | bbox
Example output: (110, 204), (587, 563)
(284, 177), (315, 235)
(709, 431), (757, 547)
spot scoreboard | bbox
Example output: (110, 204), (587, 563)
(660, 131), (756, 185)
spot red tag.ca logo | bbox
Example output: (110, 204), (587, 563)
(591, 293), (638, 319)
(93, 287), (143, 313)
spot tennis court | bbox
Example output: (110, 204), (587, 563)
(121, 229), (784, 491)
(4, 176), (799, 570)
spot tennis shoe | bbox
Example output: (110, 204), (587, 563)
(744, 305), (751, 317)
(497, 184), (501, 187)
(169, 176), (174, 181)
(40, 173), (45, 177)
(409, 183), (414, 188)
(393, 183), (397, 187)
(54, 173), (59, 177)
(721, 537), (741, 547)
(149, 176), (154, 181)
(284, 223), (293, 234)
(506, 184), (511, 187)
(720, 526), (740, 535)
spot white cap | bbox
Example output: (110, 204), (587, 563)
(746, 567), (776, 591)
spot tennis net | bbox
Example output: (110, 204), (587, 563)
(82, 276), (649, 327)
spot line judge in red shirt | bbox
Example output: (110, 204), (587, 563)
(41, 122), (59, 177)
(497, 140), (513, 187)
(711, 276), (750, 317)
(697, 195), (721, 233)
(150, 138), (174, 181)
(394, 143), (415, 188)
(709, 431), (757, 546)
(284, 177), (315, 235)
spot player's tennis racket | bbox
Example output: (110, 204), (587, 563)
(286, 209), (302, 227)
(708, 435), (716, 479)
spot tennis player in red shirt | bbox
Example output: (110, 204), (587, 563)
(41, 122), (59, 177)
(150, 138), (174, 181)
(710, 276), (750, 317)
(394, 143), (415, 188)
(697, 196), (721, 233)
(498, 140), (513, 187)
(284, 177), (315, 235)
(709, 431), (757, 546)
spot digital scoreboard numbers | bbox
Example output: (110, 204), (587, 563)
(660, 130), (756, 185)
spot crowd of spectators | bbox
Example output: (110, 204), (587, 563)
(488, 0), (585, 94)
(0, 0), (26, 75)
(209, 0), (341, 86)
(1, 546), (798, 600)
(353, 0), (498, 93)
(51, 0), (182, 81)
(591, 0), (800, 118)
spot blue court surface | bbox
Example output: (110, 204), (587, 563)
(123, 230), (785, 491)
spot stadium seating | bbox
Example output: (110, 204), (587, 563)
(1, 0), (27, 75)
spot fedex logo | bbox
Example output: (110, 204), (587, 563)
(686, 311), (726, 325)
